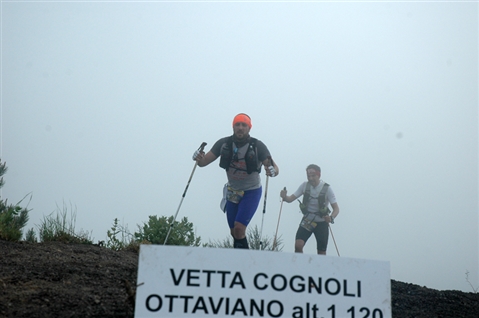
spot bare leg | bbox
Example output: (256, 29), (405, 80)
(232, 222), (249, 249)
(295, 239), (305, 253)
(232, 221), (246, 239)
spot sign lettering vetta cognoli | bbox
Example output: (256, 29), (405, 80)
(135, 245), (391, 318)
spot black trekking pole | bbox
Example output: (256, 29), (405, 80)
(329, 224), (340, 256)
(164, 142), (207, 245)
(272, 187), (286, 251)
(259, 156), (273, 251)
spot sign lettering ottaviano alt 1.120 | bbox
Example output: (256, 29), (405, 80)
(135, 245), (391, 318)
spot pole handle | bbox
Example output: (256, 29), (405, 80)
(280, 187), (286, 201)
(198, 142), (207, 151)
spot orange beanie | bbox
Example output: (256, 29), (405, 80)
(232, 113), (252, 128)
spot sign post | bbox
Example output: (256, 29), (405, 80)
(135, 245), (391, 317)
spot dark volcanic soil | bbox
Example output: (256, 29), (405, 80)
(0, 240), (478, 317)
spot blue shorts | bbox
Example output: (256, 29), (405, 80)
(226, 187), (262, 228)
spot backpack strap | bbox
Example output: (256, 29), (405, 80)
(318, 183), (329, 206)
(219, 136), (234, 170)
(300, 182), (330, 215)
(245, 138), (260, 174)
(317, 183), (330, 216)
(219, 136), (259, 174)
(299, 183), (311, 214)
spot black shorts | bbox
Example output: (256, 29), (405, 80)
(295, 221), (329, 252)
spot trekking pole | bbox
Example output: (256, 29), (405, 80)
(272, 187), (286, 251)
(164, 142), (207, 245)
(329, 224), (340, 256)
(259, 175), (268, 251)
(259, 156), (273, 250)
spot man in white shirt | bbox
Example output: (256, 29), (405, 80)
(280, 164), (339, 255)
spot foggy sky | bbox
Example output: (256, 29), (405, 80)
(1, 1), (477, 292)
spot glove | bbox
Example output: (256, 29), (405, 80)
(267, 166), (276, 177)
(192, 149), (203, 161)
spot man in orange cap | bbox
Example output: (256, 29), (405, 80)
(193, 113), (279, 249)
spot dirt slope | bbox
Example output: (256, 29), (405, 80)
(1, 241), (477, 317)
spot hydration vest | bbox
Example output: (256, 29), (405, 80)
(299, 182), (330, 216)
(219, 136), (261, 174)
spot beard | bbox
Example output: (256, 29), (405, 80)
(233, 133), (250, 146)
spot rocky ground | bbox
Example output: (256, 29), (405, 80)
(0, 240), (478, 317)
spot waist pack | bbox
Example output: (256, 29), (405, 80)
(220, 184), (244, 213)
(227, 186), (244, 204)
(300, 213), (319, 232)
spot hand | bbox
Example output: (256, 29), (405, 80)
(192, 149), (204, 161)
(325, 215), (334, 224)
(267, 166), (277, 177)
(280, 188), (287, 199)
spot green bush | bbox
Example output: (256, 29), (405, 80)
(0, 201), (30, 241)
(0, 160), (31, 241)
(134, 215), (201, 246)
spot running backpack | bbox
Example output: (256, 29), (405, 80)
(219, 136), (260, 174)
(299, 182), (330, 216)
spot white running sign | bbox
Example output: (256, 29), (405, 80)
(135, 245), (391, 318)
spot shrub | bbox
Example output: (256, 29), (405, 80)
(39, 202), (93, 244)
(0, 200), (30, 241)
(134, 215), (201, 246)
(0, 160), (31, 241)
(106, 218), (135, 251)
(25, 227), (37, 243)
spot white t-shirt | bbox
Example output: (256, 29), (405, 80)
(293, 180), (337, 215)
